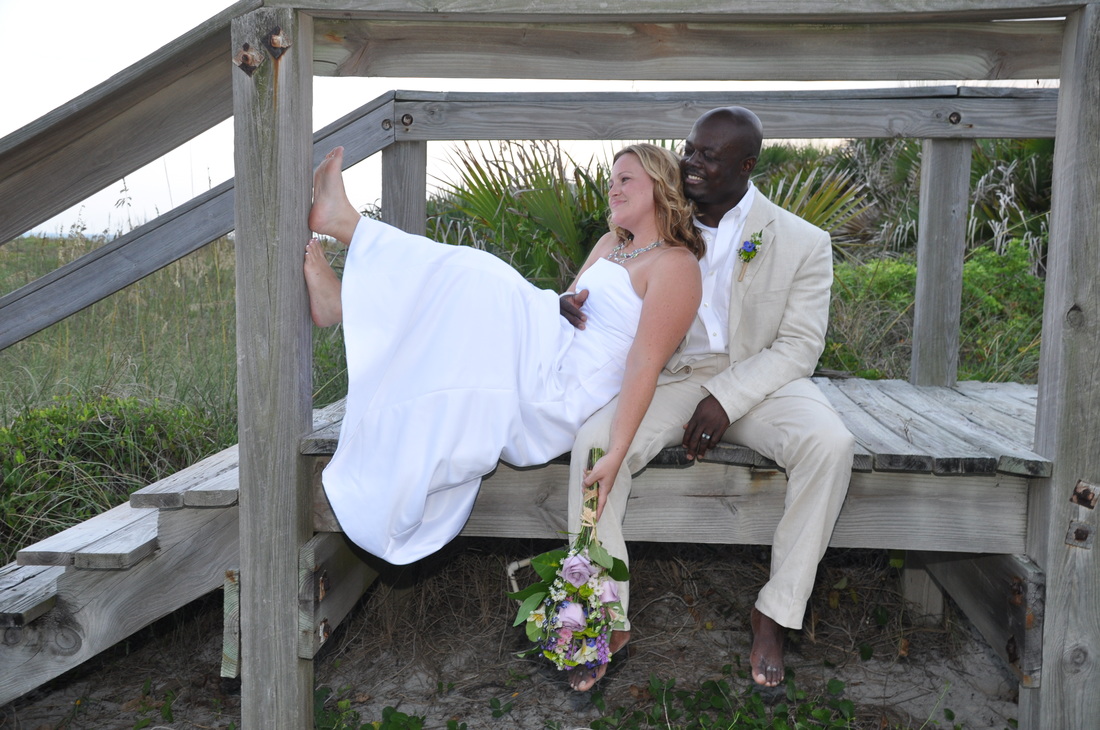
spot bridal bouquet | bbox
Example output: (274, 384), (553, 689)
(509, 448), (630, 672)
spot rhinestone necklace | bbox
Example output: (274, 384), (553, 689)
(607, 239), (662, 263)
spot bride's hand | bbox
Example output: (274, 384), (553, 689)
(582, 453), (621, 521)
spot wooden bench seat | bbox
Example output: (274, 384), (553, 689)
(302, 377), (1049, 554)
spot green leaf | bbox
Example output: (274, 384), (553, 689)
(826, 678), (845, 695)
(531, 549), (567, 581)
(513, 592), (546, 627)
(587, 541), (614, 569)
(506, 582), (548, 601)
(608, 557), (630, 582)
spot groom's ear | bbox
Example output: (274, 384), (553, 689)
(741, 156), (758, 175)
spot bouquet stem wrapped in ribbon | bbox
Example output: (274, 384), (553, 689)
(509, 448), (630, 672)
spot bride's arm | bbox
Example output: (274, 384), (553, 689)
(585, 248), (702, 518)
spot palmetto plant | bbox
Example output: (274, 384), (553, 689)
(757, 165), (874, 259)
(429, 140), (610, 290)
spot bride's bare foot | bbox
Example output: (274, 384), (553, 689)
(750, 607), (785, 687)
(308, 147), (361, 245)
(569, 629), (630, 692)
(304, 238), (343, 327)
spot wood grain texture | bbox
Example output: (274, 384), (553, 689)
(912, 138), (972, 386)
(0, 0), (264, 244)
(16, 504), (157, 568)
(1020, 5), (1100, 728)
(232, 7), (316, 727)
(286, 0), (1076, 23)
(0, 564), (64, 629)
(313, 18), (1061, 82)
(391, 90), (1058, 142)
(297, 533), (379, 658)
(925, 552), (1045, 686)
(0, 506), (238, 707)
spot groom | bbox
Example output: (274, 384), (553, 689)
(562, 106), (854, 691)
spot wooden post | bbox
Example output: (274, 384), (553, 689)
(382, 140), (428, 235)
(232, 7), (315, 729)
(903, 137), (972, 623)
(912, 137), (972, 387)
(1019, 4), (1100, 728)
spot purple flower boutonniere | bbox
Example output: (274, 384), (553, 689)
(738, 231), (763, 282)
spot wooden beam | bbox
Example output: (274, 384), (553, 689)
(310, 459), (1030, 553)
(1021, 4), (1100, 728)
(313, 18), (1062, 82)
(232, 7), (316, 728)
(297, 533), (379, 659)
(381, 140), (428, 235)
(0, 1), (263, 245)
(392, 89), (1058, 141)
(290, 0), (1076, 23)
(912, 138), (973, 386)
(0, 95), (394, 352)
(925, 552), (1045, 686)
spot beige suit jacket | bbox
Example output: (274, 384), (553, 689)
(662, 192), (833, 423)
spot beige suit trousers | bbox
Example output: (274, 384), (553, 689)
(567, 356), (854, 630)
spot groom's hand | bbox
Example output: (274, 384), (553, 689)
(683, 395), (731, 460)
(559, 290), (589, 329)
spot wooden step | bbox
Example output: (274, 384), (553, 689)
(16, 503), (158, 570)
(0, 563), (65, 628)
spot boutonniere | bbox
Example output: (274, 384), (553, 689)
(737, 231), (763, 282)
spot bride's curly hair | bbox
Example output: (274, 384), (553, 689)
(609, 143), (706, 260)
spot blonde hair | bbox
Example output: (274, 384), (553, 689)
(609, 143), (705, 260)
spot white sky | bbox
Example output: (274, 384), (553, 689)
(0, 0), (944, 239)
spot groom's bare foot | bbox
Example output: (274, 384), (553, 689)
(308, 147), (361, 245)
(569, 629), (630, 692)
(304, 238), (343, 327)
(750, 607), (785, 687)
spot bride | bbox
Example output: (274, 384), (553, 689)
(304, 143), (702, 567)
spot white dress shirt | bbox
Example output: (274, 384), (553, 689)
(680, 183), (757, 363)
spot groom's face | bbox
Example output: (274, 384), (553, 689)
(680, 115), (755, 211)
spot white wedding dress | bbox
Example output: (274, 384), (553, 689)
(322, 217), (644, 564)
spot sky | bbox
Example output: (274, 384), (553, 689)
(0, 0), (926, 239)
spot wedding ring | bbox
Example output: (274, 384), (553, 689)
(701, 433), (711, 440)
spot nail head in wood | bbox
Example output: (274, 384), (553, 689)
(233, 43), (265, 77)
(263, 27), (290, 59)
(1071, 480), (1098, 509)
(1065, 520), (1094, 549)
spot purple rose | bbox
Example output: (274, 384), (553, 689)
(598, 579), (620, 604)
(558, 602), (586, 631)
(561, 554), (597, 588)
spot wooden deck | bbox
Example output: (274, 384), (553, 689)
(0, 378), (1051, 703)
(303, 377), (1049, 554)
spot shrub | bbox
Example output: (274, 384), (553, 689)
(0, 395), (218, 562)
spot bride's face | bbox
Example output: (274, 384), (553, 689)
(608, 153), (656, 235)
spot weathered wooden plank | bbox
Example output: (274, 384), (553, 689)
(912, 138), (971, 385)
(1020, 5), (1100, 728)
(381, 141), (428, 235)
(130, 445), (240, 509)
(924, 552), (1045, 686)
(16, 504), (156, 567)
(221, 569), (241, 679)
(469, 461), (1029, 552)
(953, 380), (1041, 427)
(0, 506), (239, 707)
(910, 383), (1038, 451)
(292, 0), (1075, 23)
(813, 378), (936, 472)
(297, 533), (379, 659)
(0, 564), (64, 629)
(315, 18), (1061, 82)
(833, 378), (998, 474)
(71, 517), (158, 571)
(233, 7), (316, 728)
(0, 97), (394, 351)
(311, 456), (1029, 553)
(875, 381), (1051, 477)
(394, 90), (1058, 142)
(0, 0), (264, 245)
